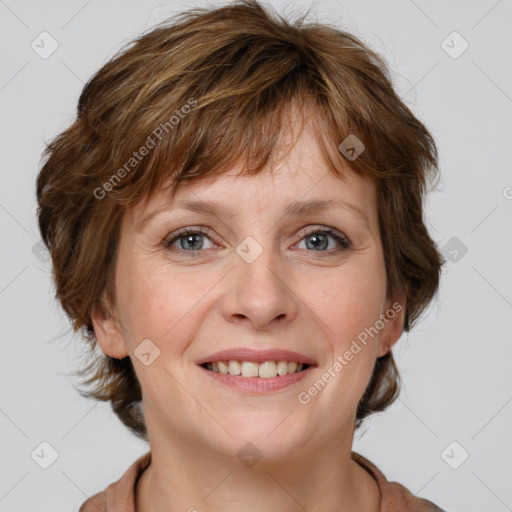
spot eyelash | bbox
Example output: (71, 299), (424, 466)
(163, 226), (351, 258)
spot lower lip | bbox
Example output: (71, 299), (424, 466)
(197, 365), (314, 393)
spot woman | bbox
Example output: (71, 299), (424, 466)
(36, 1), (446, 510)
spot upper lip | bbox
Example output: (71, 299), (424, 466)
(196, 348), (317, 366)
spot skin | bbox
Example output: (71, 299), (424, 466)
(92, 118), (405, 512)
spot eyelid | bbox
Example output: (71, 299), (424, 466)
(295, 224), (350, 243)
(163, 225), (218, 248)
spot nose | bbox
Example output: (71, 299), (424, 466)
(221, 244), (299, 331)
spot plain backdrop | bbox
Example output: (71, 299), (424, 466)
(1, 0), (511, 511)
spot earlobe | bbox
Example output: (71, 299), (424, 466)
(378, 297), (406, 357)
(90, 296), (129, 359)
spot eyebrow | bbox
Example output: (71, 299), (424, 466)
(139, 198), (371, 232)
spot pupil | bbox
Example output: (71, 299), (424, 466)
(182, 234), (202, 250)
(307, 234), (327, 251)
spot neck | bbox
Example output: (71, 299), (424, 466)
(135, 422), (381, 512)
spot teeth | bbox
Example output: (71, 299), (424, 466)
(241, 361), (259, 377)
(258, 361), (277, 378)
(218, 361), (229, 374)
(228, 360), (241, 375)
(205, 360), (309, 377)
(277, 360), (288, 376)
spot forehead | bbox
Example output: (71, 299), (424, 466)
(126, 119), (377, 230)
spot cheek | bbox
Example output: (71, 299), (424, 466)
(303, 262), (387, 345)
(116, 259), (221, 351)
(299, 269), (385, 415)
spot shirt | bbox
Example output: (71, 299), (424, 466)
(79, 451), (445, 511)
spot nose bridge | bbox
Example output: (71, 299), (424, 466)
(222, 233), (297, 328)
(238, 234), (281, 291)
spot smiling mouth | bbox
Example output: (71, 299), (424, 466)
(200, 360), (311, 378)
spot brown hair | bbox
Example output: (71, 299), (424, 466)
(36, 0), (445, 440)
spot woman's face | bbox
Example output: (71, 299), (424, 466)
(93, 122), (404, 461)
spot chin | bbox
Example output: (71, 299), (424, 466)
(206, 411), (311, 460)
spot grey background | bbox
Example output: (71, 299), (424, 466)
(1, 0), (511, 510)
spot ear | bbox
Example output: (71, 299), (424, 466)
(376, 295), (407, 357)
(90, 293), (129, 359)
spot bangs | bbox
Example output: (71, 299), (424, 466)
(88, 56), (353, 209)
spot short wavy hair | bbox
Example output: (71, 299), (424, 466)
(36, 0), (445, 440)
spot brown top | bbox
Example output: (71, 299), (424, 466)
(79, 451), (445, 511)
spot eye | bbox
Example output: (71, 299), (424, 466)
(163, 225), (351, 258)
(295, 227), (351, 254)
(164, 226), (216, 256)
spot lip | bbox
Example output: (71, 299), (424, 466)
(195, 348), (317, 366)
(197, 363), (315, 393)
